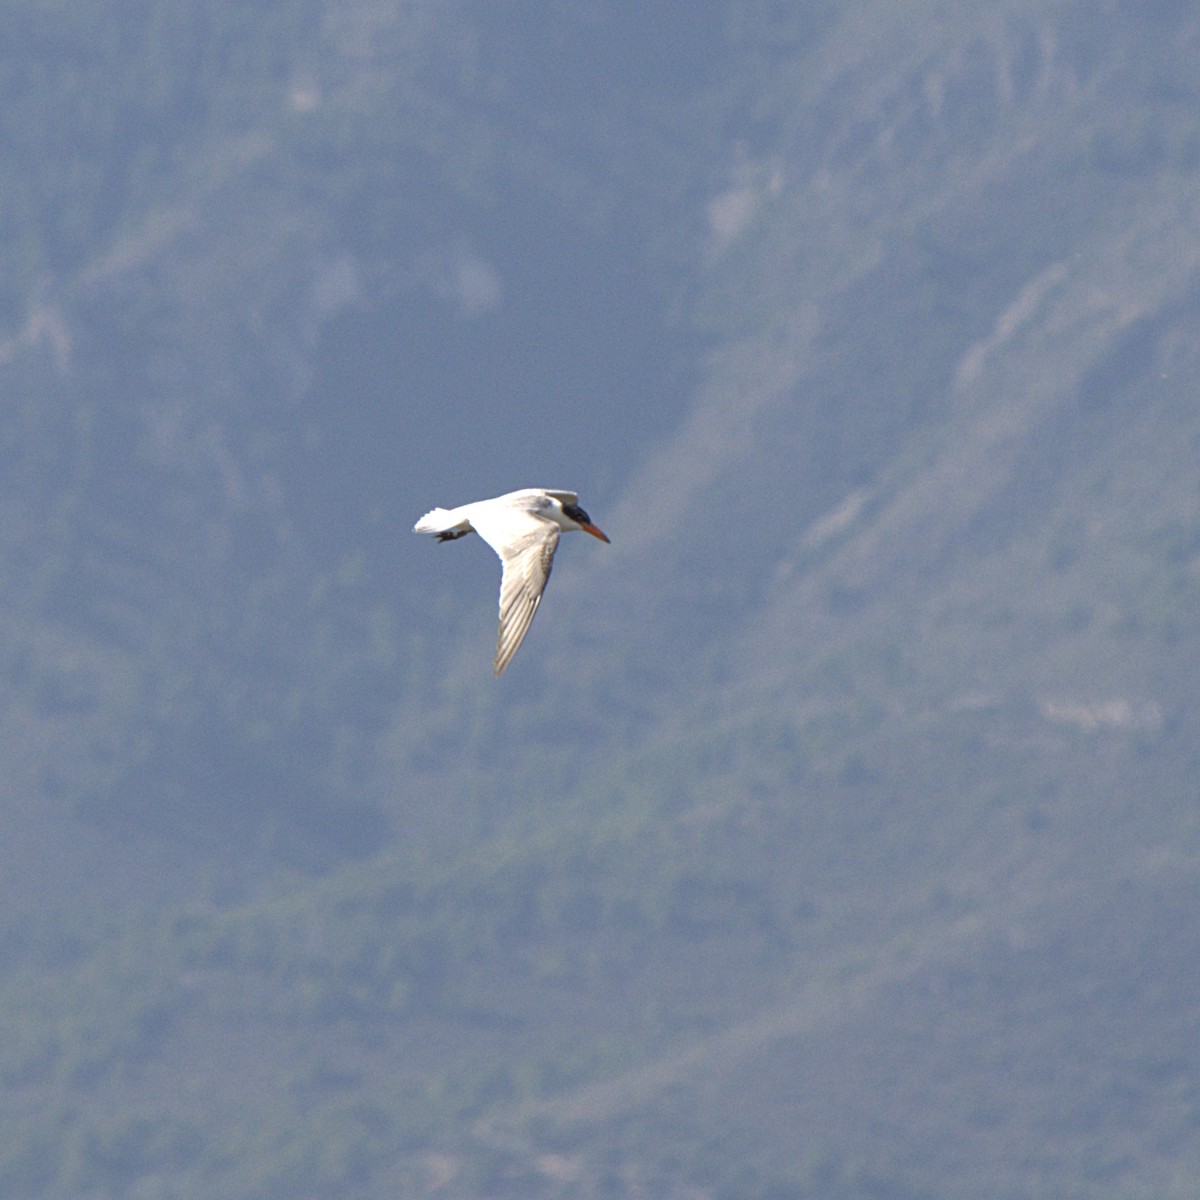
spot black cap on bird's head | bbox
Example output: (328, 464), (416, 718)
(562, 502), (610, 543)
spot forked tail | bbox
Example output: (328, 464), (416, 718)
(414, 507), (471, 540)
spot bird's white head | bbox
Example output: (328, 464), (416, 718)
(558, 499), (610, 542)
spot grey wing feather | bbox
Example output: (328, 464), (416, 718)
(493, 527), (560, 675)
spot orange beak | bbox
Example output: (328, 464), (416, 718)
(580, 522), (610, 544)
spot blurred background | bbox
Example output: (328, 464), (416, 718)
(3, 1), (1200, 1196)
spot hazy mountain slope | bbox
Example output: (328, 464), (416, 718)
(550, 0), (1200, 696)
(0, 0), (710, 880)
(2, 1), (1200, 1198)
(379, 2), (1200, 1192)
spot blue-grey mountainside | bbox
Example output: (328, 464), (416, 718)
(2, 2), (1198, 1196)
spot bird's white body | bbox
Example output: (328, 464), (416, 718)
(414, 488), (609, 675)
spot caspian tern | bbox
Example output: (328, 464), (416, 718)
(414, 488), (610, 675)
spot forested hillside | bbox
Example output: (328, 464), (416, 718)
(2, 1), (1199, 1197)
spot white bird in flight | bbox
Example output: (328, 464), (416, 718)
(414, 488), (610, 675)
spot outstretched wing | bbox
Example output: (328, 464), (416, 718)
(467, 505), (562, 676)
(492, 526), (560, 675)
